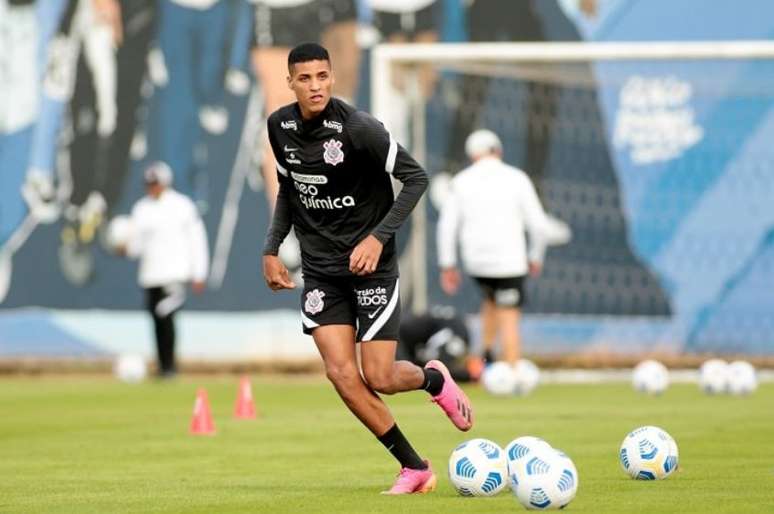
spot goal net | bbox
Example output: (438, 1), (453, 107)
(372, 41), (774, 354)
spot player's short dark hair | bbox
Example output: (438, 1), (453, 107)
(288, 42), (330, 73)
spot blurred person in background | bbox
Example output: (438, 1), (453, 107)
(118, 162), (209, 378)
(397, 305), (479, 382)
(365, 0), (439, 143)
(151, 0), (229, 206)
(437, 129), (551, 365)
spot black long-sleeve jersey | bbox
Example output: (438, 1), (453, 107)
(263, 97), (429, 279)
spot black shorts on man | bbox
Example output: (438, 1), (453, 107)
(300, 275), (401, 341)
(252, 0), (358, 48)
(372, 1), (439, 40)
(472, 276), (526, 308)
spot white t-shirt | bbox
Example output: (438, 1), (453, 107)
(128, 189), (209, 288)
(437, 156), (550, 277)
(368, 0), (436, 14)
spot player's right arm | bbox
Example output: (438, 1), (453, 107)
(262, 115), (295, 291)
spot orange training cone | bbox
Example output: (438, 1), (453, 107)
(234, 376), (257, 419)
(190, 388), (216, 435)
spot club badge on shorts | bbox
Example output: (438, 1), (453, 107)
(305, 289), (326, 315)
(323, 139), (344, 166)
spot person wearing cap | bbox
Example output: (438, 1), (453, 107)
(119, 162), (209, 377)
(436, 129), (551, 366)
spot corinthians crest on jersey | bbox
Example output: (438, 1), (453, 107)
(323, 139), (344, 166)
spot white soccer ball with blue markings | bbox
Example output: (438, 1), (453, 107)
(632, 360), (669, 395)
(699, 359), (729, 394)
(113, 354), (147, 383)
(482, 362), (517, 395)
(448, 438), (509, 497)
(727, 360), (757, 395)
(513, 359), (541, 396)
(510, 445), (578, 510)
(505, 436), (553, 480)
(619, 426), (679, 480)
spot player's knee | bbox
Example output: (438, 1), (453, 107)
(363, 369), (396, 395)
(325, 363), (359, 388)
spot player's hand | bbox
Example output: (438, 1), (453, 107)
(440, 267), (461, 295)
(349, 235), (383, 276)
(263, 255), (296, 291)
(191, 280), (206, 294)
(528, 261), (543, 277)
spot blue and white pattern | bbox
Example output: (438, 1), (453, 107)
(620, 425), (679, 480)
(448, 438), (508, 497)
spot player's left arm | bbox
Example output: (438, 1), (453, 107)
(348, 112), (429, 275)
(519, 174), (551, 276)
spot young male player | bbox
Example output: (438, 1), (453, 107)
(262, 42), (473, 495)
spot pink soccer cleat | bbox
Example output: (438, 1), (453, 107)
(425, 360), (474, 431)
(382, 461), (437, 495)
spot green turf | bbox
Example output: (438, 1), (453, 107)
(0, 376), (772, 513)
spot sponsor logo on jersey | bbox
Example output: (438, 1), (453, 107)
(286, 152), (301, 164)
(304, 289), (325, 315)
(356, 287), (388, 307)
(323, 119), (343, 133)
(291, 172), (328, 184)
(323, 139), (344, 166)
(281, 120), (298, 131)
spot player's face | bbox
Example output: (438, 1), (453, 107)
(288, 59), (334, 120)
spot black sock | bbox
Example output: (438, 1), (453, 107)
(377, 424), (427, 470)
(421, 368), (444, 396)
(483, 349), (496, 363)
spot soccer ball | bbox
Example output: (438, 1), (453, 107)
(632, 360), (669, 395)
(513, 359), (540, 396)
(114, 354), (147, 383)
(727, 360), (757, 395)
(699, 359), (729, 394)
(482, 362), (517, 395)
(505, 436), (553, 484)
(106, 215), (134, 252)
(510, 445), (579, 510)
(448, 438), (509, 496)
(619, 426), (679, 480)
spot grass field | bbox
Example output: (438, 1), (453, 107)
(0, 376), (772, 513)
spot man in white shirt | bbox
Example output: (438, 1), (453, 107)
(123, 162), (209, 377)
(437, 129), (550, 365)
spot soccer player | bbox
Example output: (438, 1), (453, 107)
(262, 42), (473, 495)
(437, 129), (551, 365)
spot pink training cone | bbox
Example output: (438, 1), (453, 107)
(190, 388), (216, 435)
(234, 376), (257, 419)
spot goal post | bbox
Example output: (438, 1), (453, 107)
(371, 39), (774, 351)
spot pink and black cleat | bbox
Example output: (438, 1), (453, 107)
(425, 360), (474, 431)
(382, 461), (437, 495)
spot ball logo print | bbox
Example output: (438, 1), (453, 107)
(304, 289), (325, 315)
(323, 139), (344, 166)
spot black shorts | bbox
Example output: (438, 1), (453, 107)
(472, 276), (526, 308)
(252, 0), (358, 48)
(372, 1), (439, 40)
(300, 275), (401, 341)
